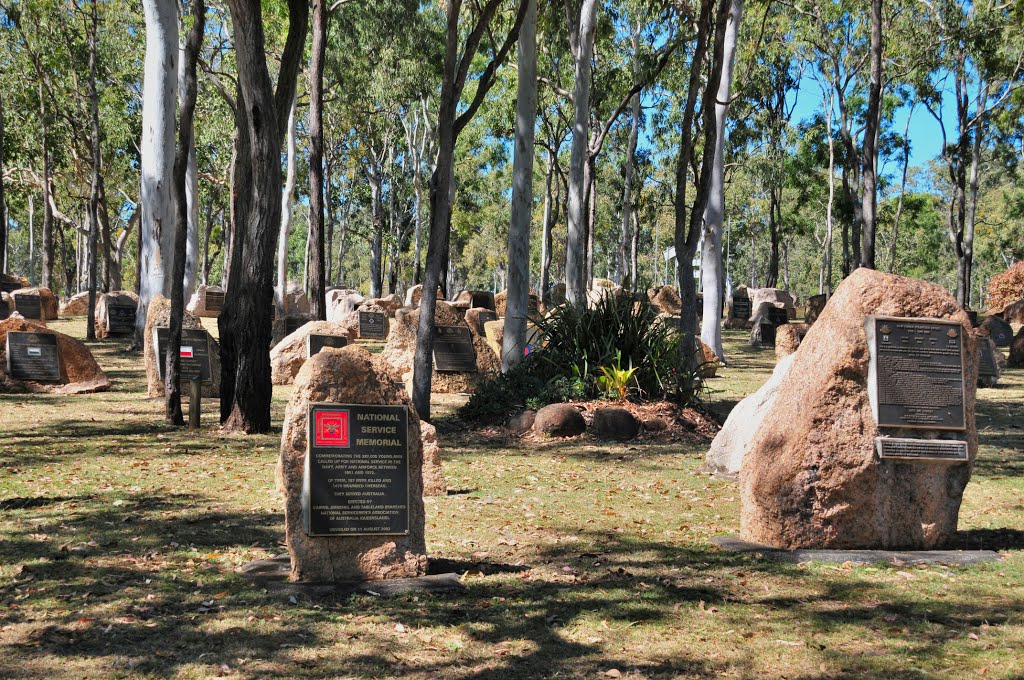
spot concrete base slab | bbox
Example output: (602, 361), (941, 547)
(712, 536), (1001, 566)
(238, 555), (465, 595)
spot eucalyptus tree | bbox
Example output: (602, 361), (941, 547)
(307, 0), (327, 319)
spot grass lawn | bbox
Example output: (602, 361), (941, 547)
(1, 318), (1023, 679)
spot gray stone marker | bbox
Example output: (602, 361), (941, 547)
(6, 331), (61, 382)
(304, 403), (410, 536)
(978, 340), (999, 386)
(986, 316), (1013, 347)
(358, 310), (387, 339)
(306, 333), (348, 358)
(14, 294), (42, 320)
(432, 325), (476, 373)
(153, 327), (213, 383)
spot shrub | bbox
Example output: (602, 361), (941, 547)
(987, 262), (1024, 313)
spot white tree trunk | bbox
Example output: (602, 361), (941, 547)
(276, 94), (298, 315)
(178, 43), (200, 299)
(700, 0), (742, 361)
(138, 0), (179, 339)
(502, 0), (537, 371)
(565, 0), (598, 305)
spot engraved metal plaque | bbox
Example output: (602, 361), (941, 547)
(285, 317), (306, 336)
(6, 331), (61, 382)
(875, 437), (968, 463)
(866, 316), (966, 431)
(303, 403), (409, 536)
(731, 297), (751, 320)
(433, 325), (477, 372)
(358, 311), (387, 339)
(14, 294), (42, 320)
(105, 303), (137, 336)
(204, 290), (225, 313)
(153, 327), (213, 382)
(0, 279), (21, 294)
(306, 333), (348, 358)
(768, 306), (789, 327)
(474, 310), (497, 336)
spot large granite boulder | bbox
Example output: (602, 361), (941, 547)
(12, 287), (59, 320)
(144, 295), (221, 398)
(275, 281), (310, 316)
(270, 320), (354, 385)
(404, 284), (443, 308)
(0, 317), (111, 394)
(95, 291), (140, 338)
(740, 269), (978, 550)
(1010, 328), (1024, 369)
(750, 288), (796, 318)
(325, 288), (364, 324)
(60, 291), (91, 316)
(494, 289), (541, 320)
(704, 354), (796, 480)
(775, 323), (809, 361)
(590, 406), (640, 440)
(534, 403), (586, 437)
(186, 285), (226, 318)
(368, 294), (402, 317)
(278, 345), (427, 582)
(648, 286), (682, 316)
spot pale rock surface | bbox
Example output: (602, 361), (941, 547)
(186, 285), (225, 318)
(270, 320), (354, 385)
(60, 291), (91, 316)
(419, 421), (447, 496)
(12, 287), (59, 320)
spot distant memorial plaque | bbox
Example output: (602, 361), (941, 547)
(470, 291), (495, 311)
(358, 311), (387, 339)
(307, 333), (348, 358)
(0, 279), (21, 294)
(767, 306), (789, 327)
(285, 317), (305, 336)
(978, 341), (999, 382)
(106, 302), (137, 336)
(14, 294), (42, 320)
(875, 437), (968, 463)
(731, 296), (751, 321)
(866, 316), (966, 431)
(758, 319), (776, 346)
(986, 316), (1013, 347)
(433, 325), (477, 373)
(303, 403), (409, 536)
(205, 290), (225, 313)
(6, 331), (61, 382)
(153, 327), (213, 382)
(474, 310), (497, 336)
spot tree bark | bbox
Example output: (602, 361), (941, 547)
(367, 159), (384, 298)
(564, 0), (599, 305)
(308, 0), (327, 319)
(167, 0), (204, 425)
(502, 0), (536, 371)
(138, 0), (179, 345)
(276, 94), (298, 317)
(617, 26), (641, 288)
(86, 0), (102, 341)
(40, 83), (54, 292)
(540, 149), (554, 303)
(0, 92), (5, 271)
(859, 0), (883, 269)
(700, 0), (742, 362)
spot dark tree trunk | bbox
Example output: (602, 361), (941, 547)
(859, 0), (882, 269)
(325, 158), (334, 285)
(167, 0), (204, 425)
(766, 184), (780, 287)
(368, 167), (384, 298)
(0, 92), (6, 270)
(40, 84), (54, 291)
(307, 0), (327, 319)
(220, 0), (307, 433)
(86, 0), (101, 341)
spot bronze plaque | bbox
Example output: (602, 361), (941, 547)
(767, 306), (789, 327)
(875, 437), (968, 463)
(358, 311), (387, 339)
(433, 325), (477, 373)
(14, 294), (42, 320)
(306, 333), (348, 358)
(866, 316), (966, 431)
(731, 297), (751, 320)
(6, 331), (62, 382)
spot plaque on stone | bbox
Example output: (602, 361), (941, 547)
(470, 291), (495, 311)
(433, 325), (477, 373)
(875, 437), (968, 463)
(14, 294), (42, 320)
(768, 306), (789, 327)
(153, 327), (213, 382)
(5, 331), (61, 382)
(304, 403), (410, 536)
(285, 317), (305, 336)
(985, 316), (1012, 347)
(358, 311), (387, 339)
(978, 341), (999, 381)
(106, 303), (137, 336)
(758, 319), (776, 346)
(307, 333), (348, 358)
(866, 316), (966, 431)
(731, 297), (751, 320)
(0, 279), (21, 294)
(474, 310), (497, 336)
(205, 290), (225, 313)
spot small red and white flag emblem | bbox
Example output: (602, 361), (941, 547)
(180, 345), (194, 358)
(315, 410), (350, 447)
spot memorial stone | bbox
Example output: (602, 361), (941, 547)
(984, 316), (1013, 347)
(433, 325), (477, 373)
(304, 403), (410, 536)
(153, 327), (213, 382)
(767, 306), (789, 327)
(731, 296), (751, 320)
(106, 302), (137, 336)
(978, 339), (999, 387)
(474, 310), (497, 336)
(14, 294), (42, 320)
(307, 334), (348, 358)
(6, 331), (61, 382)
(358, 311), (387, 340)
(875, 437), (969, 462)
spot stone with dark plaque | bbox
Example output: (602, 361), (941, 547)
(985, 316), (1013, 347)
(731, 296), (751, 320)
(304, 403), (409, 536)
(768, 306), (789, 327)
(285, 317), (305, 336)
(6, 331), (61, 382)
(528, 294), (541, 319)
(358, 310), (387, 339)
(875, 437), (968, 463)
(205, 290), (225, 313)
(14, 294), (42, 320)
(978, 340), (998, 382)
(153, 327), (213, 382)
(470, 291), (495, 311)
(474, 310), (497, 336)
(758, 319), (776, 346)
(307, 333), (348, 358)
(866, 316), (966, 431)
(106, 303), (137, 336)
(0, 279), (21, 294)
(433, 325), (477, 373)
